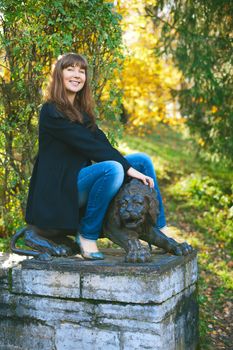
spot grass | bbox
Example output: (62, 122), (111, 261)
(0, 237), (10, 252)
(118, 123), (233, 350)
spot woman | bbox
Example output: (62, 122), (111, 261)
(25, 53), (167, 260)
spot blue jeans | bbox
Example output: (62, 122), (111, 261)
(77, 153), (166, 240)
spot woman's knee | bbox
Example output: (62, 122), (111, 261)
(137, 152), (152, 162)
(127, 152), (153, 165)
(103, 161), (124, 186)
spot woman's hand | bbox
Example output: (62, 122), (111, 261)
(127, 167), (154, 188)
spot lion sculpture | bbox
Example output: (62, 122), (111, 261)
(11, 179), (193, 262)
(103, 179), (193, 262)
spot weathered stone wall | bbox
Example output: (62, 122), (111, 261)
(0, 251), (199, 350)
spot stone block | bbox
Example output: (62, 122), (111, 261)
(121, 321), (175, 350)
(174, 288), (199, 350)
(0, 290), (15, 318)
(0, 251), (199, 350)
(0, 269), (9, 290)
(0, 253), (28, 290)
(0, 347), (22, 350)
(0, 318), (55, 350)
(55, 323), (121, 350)
(12, 265), (80, 298)
(82, 257), (197, 303)
(0, 290), (93, 324)
(95, 285), (196, 332)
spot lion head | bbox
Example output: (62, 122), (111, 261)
(109, 179), (159, 231)
(104, 178), (193, 262)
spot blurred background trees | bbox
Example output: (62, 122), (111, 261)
(146, 0), (233, 162)
(117, 0), (183, 134)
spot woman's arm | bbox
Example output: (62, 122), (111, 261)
(94, 125), (111, 145)
(40, 103), (131, 172)
(126, 167), (154, 188)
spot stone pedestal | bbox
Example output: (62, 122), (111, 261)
(0, 249), (199, 350)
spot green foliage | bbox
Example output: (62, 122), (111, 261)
(172, 175), (231, 209)
(146, 0), (233, 163)
(171, 174), (233, 249)
(0, 0), (123, 235)
(0, 237), (10, 252)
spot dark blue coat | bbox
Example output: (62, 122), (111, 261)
(25, 102), (131, 230)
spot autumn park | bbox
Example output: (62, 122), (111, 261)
(0, 1), (232, 349)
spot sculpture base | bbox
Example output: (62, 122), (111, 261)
(0, 249), (199, 350)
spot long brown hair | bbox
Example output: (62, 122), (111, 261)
(46, 53), (96, 126)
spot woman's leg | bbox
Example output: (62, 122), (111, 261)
(77, 161), (124, 240)
(125, 153), (166, 229)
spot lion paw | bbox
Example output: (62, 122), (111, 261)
(24, 230), (72, 257)
(37, 252), (53, 261)
(125, 248), (152, 263)
(49, 244), (72, 257)
(125, 239), (152, 263)
(168, 240), (193, 256)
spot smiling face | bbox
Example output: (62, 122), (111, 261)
(62, 65), (86, 103)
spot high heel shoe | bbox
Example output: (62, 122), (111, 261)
(76, 234), (104, 260)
